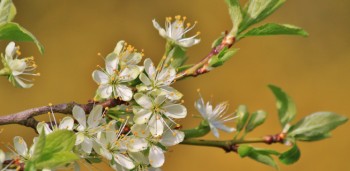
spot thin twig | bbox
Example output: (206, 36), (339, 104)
(0, 99), (123, 129)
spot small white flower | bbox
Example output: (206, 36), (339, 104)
(130, 124), (184, 168)
(195, 94), (237, 138)
(36, 116), (74, 135)
(137, 58), (182, 100)
(0, 42), (39, 88)
(93, 120), (135, 170)
(92, 53), (142, 101)
(153, 15), (200, 48)
(133, 93), (187, 137)
(113, 40), (144, 70)
(73, 105), (105, 154)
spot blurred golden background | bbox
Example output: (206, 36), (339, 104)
(0, 0), (349, 170)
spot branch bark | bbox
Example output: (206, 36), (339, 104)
(0, 99), (123, 129)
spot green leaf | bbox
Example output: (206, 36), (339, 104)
(238, 144), (253, 157)
(245, 110), (267, 133)
(32, 130), (46, 160)
(239, 23), (308, 39)
(225, 0), (242, 36)
(288, 112), (348, 141)
(268, 84), (297, 128)
(279, 144), (300, 165)
(236, 105), (249, 132)
(43, 130), (76, 154)
(176, 64), (193, 72)
(0, 0), (15, 24)
(209, 48), (238, 68)
(35, 151), (79, 169)
(239, 0), (286, 33)
(254, 148), (280, 156)
(0, 22), (44, 53)
(24, 161), (36, 171)
(211, 34), (224, 48)
(248, 151), (278, 169)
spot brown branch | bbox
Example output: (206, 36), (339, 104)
(0, 99), (123, 129)
(175, 34), (236, 80)
(180, 133), (286, 153)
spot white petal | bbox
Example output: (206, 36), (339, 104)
(72, 105), (87, 129)
(154, 95), (166, 106)
(88, 105), (103, 128)
(119, 66), (141, 82)
(160, 130), (185, 146)
(212, 122), (236, 133)
(92, 70), (109, 84)
(195, 97), (207, 118)
(75, 132), (85, 145)
(133, 107), (152, 124)
(129, 152), (149, 165)
(149, 145), (165, 168)
(0, 149), (5, 163)
(152, 19), (167, 38)
(139, 73), (152, 86)
(97, 84), (113, 98)
(8, 59), (26, 76)
(156, 67), (176, 86)
(209, 124), (220, 138)
(81, 138), (93, 154)
(13, 136), (28, 157)
(114, 153), (135, 170)
(114, 40), (125, 56)
(149, 115), (164, 137)
(144, 58), (156, 80)
(131, 124), (150, 137)
(36, 122), (52, 135)
(128, 137), (148, 152)
(125, 52), (142, 65)
(160, 86), (183, 100)
(115, 84), (133, 101)
(162, 103), (187, 119)
(134, 93), (153, 109)
(178, 38), (201, 47)
(59, 117), (74, 130)
(105, 53), (119, 75)
(5, 42), (16, 60)
(11, 76), (33, 88)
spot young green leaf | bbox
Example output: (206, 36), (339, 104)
(43, 130), (76, 154)
(169, 46), (188, 69)
(245, 110), (267, 133)
(279, 144), (300, 165)
(238, 144), (253, 157)
(238, 23), (308, 40)
(268, 84), (297, 128)
(248, 151), (278, 169)
(0, 0), (15, 24)
(236, 105), (249, 132)
(0, 22), (44, 54)
(35, 151), (79, 169)
(225, 0), (242, 36)
(288, 112), (348, 141)
(32, 129), (46, 160)
(239, 0), (286, 33)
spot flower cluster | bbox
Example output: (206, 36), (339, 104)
(0, 42), (40, 88)
(0, 17), (237, 171)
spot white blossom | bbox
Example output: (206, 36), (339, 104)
(0, 42), (39, 88)
(153, 15), (200, 48)
(73, 105), (105, 154)
(137, 58), (182, 100)
(195, 94), (237, 138)
(133, 93), (187, 137)
(92, 47), (142, 101)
